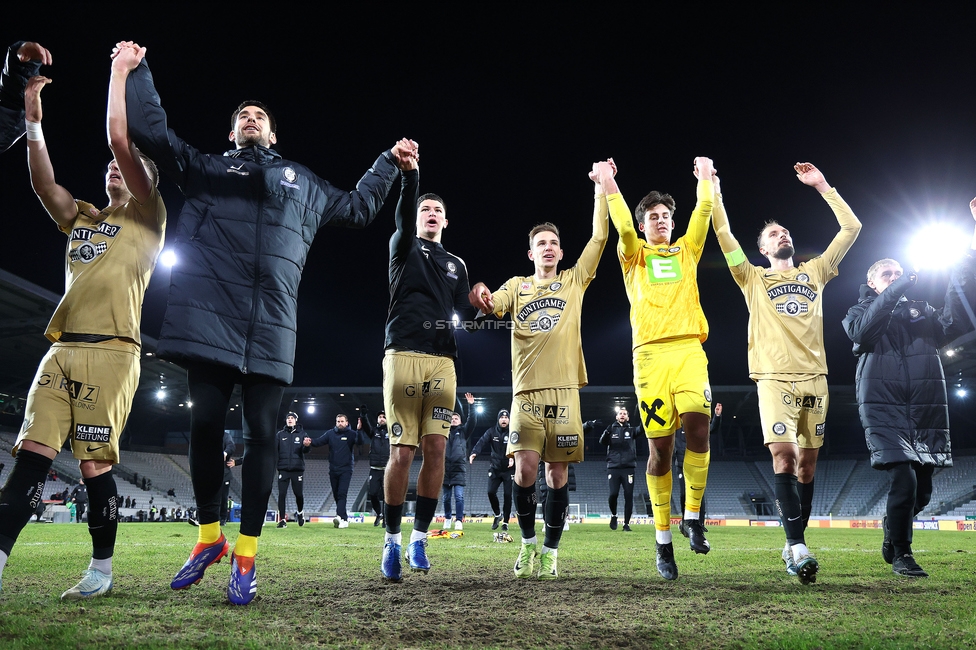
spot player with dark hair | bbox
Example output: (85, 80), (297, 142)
(470, 160), (610, 579)
(711, 162), (861, 584)
(469, 409), (515, 531)
(119, 40), (408, 604)
(380, 150), (480, 583)
(597, 157), (716, 581)
(0, 43), (163, 599)
(0, 40), (51, 151)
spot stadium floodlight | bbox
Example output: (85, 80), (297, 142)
(956, 388), (967, 398)
(156, 389), (165, 400)
(946, 349), (956, 357)
(475, 405), (484, 414)
(307, 404), (316, 414)
(909, 223), (971, 271)
(160, 249), (177, 267)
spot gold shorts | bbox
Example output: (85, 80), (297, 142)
(633, 340), (711, 438)
(15, 341), (140, 464)
(508, 388), (583, 463)
(757, 376), (828, 448)
(382, 350), (457, 447)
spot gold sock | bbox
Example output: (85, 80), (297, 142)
(234, 534), (258, 558)
(647, 471), (673, 531)
(683, 449), (711, 515)
(198, 522), (221, 545)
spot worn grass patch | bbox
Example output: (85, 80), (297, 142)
(1, 522), (973, 649)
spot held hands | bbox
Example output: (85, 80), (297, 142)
(303, 437), (312, 447)
(17, 42), (52, 65)
(465, 392), (475, 405)
(391, 138), (419, 171)
(711, 172), (722, 196)
(693, 157), (715, 180)
(24, 75), (52, 123)
(227, 459), (235, 468)
(714, 403), (723, 417)
(110, 41), (146, 74)
(468, 281), (494, 314)
(794, 162), (830, 193)
(588, 159), (616, 184)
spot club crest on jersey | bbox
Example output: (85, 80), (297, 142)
(644, 253), (683, 284)
(910, 308), (921, 319)
(797, 273), (810, 282)
(392, 423), (403, 437)
(775, 296), (809, 317)
(69, 241), (108, 264)
(510, 431), (519, 444)
(772, 422), (787, 436)
(280, 167), (300, 189)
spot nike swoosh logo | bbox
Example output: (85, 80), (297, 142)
(86, 445), (107, 453)
(442, 424), (450, 429)
(787, 516), (801, 521)
(566, 450), (574, 455)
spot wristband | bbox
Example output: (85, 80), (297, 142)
(25, 120), (44, 145)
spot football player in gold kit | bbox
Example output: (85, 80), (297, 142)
(469, 160), (610, 579)
(711, 163), (861, 584)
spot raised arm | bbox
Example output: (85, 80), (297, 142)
(576, 161), (611, 280)
(685, 157), (715, 249)
(795, 163), (862, 269)
(322, 140), (412, 230)
(24, 76), (77, 230)
(842, 272), (916, 348)
(108, 43), (152, 204)
(0, 41), (49, 152)
(710, 173), (744, 257)
(389, 139), (419, 258)
(462, 393), (478, 437)
(600, 159), (642, 258)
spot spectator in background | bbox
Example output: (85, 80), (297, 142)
(443, 393), (478, 531)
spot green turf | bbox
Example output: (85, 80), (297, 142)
(0, 521), (973, 649)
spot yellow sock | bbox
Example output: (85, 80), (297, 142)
(234, 534), (258, 558)
(647, 471), (673, 531)
(198, 522), (221, 545)
(683, 449), (711, 514)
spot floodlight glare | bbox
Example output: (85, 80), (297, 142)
(946, 349), (956, 357)
(909, 223), (969, 271)
(156, 389), (165, 400)
(956, 388), (967, 398)
(160, 249), (177, 267)
(307, 405), (316, 414)
(475, 405), (484, 414)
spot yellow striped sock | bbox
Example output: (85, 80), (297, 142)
(234, 534), (258, 558)
(198, 522), (221, 545)
(683, 449), (711, 514)
(647, 471), (673, 531)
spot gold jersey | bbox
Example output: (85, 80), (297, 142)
(719, 188), (860, 380)
(607, 179), (713, 350)
(491, 199), (608, 394)
(46, 187), (166, 344)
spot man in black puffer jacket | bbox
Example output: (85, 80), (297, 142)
(275, 412), (310, 528)
(122, 44), (414, 604)
(360, 407), (389, 527)
(443, 393), (477, 530)
(843, 240), (976, 578)
(469, 410), (514, 531)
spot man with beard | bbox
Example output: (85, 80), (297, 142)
(0, 46), (163, 599)
(119, 41), (410, 604)
(0, 40), (51, 151)
(469, 410), (515, 532)
(444, 393), (477, 530)
(599, 407), (641, 532)
(308, 414), (365, 528)
(710, 163), (861, 584)
(360, 408), (389, 527)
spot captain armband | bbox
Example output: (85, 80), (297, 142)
(724, 247), (746, 267)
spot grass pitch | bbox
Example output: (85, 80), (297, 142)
(0, 521), (973, 649)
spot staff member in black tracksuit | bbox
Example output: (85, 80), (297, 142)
(444, 393), (477, 531)
(469, 410), (514, 531)
(599, 407), (642, 532)
(275, 412), (310, 528)
(309, 414), (366, 528)
(360, 407), (389, 527)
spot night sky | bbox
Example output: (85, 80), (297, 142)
(3, 6), (976, 394)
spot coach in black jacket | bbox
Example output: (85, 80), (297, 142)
(843, 247), (976, 578)
(360, 407), (389, 526)
(469, 410), (514, 530)
(443, 393), (477, 529)
(599, 407), (641, 531)
(310, 414), (366, 527)
(123, 47), (409, 593)
(0, 41), (49, 152)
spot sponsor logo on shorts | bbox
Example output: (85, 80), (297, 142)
(75, 424), (111, 443)
(781, 393), (825, 413)
(391, 423), (403, 438)
(403, 378), (446, 398)
(37, 373), (100, 409)
(556, 434), (578, 448)
(86, 445), (107, 453)
(772, 422), (787, 436)
(815, 423), (825, 437)
(510, 432), (519, 444)
(432, 407), (452, 423)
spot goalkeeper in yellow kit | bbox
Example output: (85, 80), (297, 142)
(598, 157), (715, 581)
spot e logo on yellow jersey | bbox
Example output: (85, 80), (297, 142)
(644, 253), (683, 284)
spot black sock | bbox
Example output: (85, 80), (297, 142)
(84, 471), (118, 560)
(0, 450), (52, 556)
(773, 473), (804, 545)
(514, 482), (537, 540)
(797, 478), (814, 530)
(543, 484), (569, 550)
(385, 502), (404, 535)
(414, 496), (437, 533)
